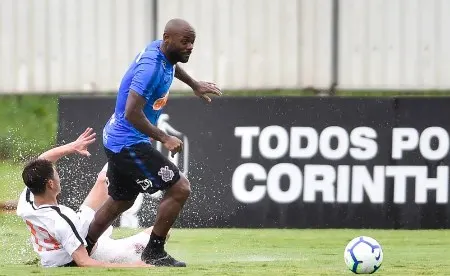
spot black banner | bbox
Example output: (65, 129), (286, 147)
(57, 96), (450, 229)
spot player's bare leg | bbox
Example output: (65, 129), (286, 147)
(141, 175), (190, 267)
(82, 171), (108, 211)
(86, 198), (135, 249)
(153, 176), (190, 236)
(143, 226), (171, 241)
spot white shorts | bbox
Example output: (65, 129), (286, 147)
(78, 205), (150, 263)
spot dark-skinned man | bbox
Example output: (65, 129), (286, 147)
(86, 18), (222, 267)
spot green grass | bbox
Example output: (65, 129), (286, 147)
(1, 213), (450, 275)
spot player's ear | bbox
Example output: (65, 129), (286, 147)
(47, 179), (55, 191)
(163, 33), (171, 44)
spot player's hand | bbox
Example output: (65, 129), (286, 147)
(71, 127), (96, 157)
(193, 81), (222, 103)
(163, 135), (183, 157)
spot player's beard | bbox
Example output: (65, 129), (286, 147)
(171, 49), (191, 63)
(178, 52), (191, 63)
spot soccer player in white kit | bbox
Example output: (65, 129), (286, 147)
(16, 128), (160, 268)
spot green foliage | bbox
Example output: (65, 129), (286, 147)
(0, 95), (58, 161)
(0, 160), (23, 202)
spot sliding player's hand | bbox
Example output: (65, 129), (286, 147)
(163, 135), (183, 157)
(193, 81), (222, 103)
(72, 127), (96, 157)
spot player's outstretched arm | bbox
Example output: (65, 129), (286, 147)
(38, 127), (96, 163)
(174, 64), (222, 103)
(71, 245), (152, 268)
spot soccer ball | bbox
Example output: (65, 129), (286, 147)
(344, 236), (383, 274)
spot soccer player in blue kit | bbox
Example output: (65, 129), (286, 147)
(85, 18), (222, 267)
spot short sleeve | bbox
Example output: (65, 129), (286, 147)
(130, 57), (162, 101)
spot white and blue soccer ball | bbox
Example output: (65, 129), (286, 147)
(344, 236), (383, 274)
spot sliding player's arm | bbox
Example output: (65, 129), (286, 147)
(38, 128), (96, 163)
(71, 245), (151, 268)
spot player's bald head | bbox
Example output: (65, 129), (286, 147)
(161, 18), (196, 63)
(164, 18), (195, 35)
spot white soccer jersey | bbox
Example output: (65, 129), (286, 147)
(16, 188), (94, 267)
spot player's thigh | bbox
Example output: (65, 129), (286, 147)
(112, 143), (181, 194)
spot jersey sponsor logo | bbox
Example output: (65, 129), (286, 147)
(153, 93), (168, 111)
(136, 178), (153, 190)
(158, 166), (174, 182)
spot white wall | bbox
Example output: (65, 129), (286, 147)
(0, 0), (449, 93)
(339, 0), (450, 90)
(0, 0), (153, 93)
(158, 0), (332, 91)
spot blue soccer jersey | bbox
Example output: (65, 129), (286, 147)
(103, 40), (175, 153)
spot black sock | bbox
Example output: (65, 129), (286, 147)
(144, 231), (166, 255)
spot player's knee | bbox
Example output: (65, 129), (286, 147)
(173, 176), (191, 201)
(179, 177), (191, 199)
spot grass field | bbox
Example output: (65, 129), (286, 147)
(1, 213), (450, 275)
